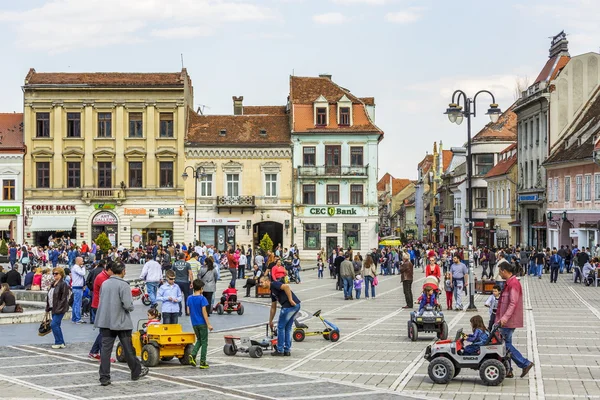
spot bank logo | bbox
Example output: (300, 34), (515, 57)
(327, 207), (335, 217)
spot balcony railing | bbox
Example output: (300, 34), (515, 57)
(297, 165), (368, 177)
(216, 196), (256, 214)
(82, 188), (126, 202)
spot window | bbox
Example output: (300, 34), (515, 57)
(36, 112), (50, 137)
(350, 184), (363, 205)
(303, 184), (315, 204)
(98, 162), (112, 188)
(129, 162), (143, 188)
(326, 223), (337, 233)
(565, 176), (571, 202)
(473, 188), (487, 209)
(554, 178), (559, 202)
(159, 113), (174, 138)
(475, 154), (494, 175)
(576, 176), (582, 201)
(265, 173), (277, 197)
(343, 223), (360, 248)
(316, 107), (327, 126)
(67, 162), (81, 188)
(66, 112), (81, 137)
(226, 173), (239, 196)
(595, 175), (600, 200)
(326, 185), (339, 205)
(36, 162), (50, 188)
(200, 174), (213, 197)
(325, 145), (341, 174)
(501, 188), (505, 209)
(2, 180), (15, 200)
(350, 147), (364, 166)
(129, 113), (143, 138)
(98, 113), (112, 138)
(339, 107), (350, 126)
(547, 179), (553, 202)
(159, 162), (174, 188)
(585, 175), (592, 201)
(507, 188), (510, 209)
(303, 147), (316, 166)
(304, 223), (321, 250)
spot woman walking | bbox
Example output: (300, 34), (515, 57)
(46, 267), (71, 349)
(199, 257), (217, 316)
(362, 255), (377, 299)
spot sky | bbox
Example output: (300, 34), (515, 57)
(0, 0), (599, 180)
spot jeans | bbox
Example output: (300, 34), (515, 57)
(203, 292), (214, 315)
(559, 259), (565, 273)
(162, 312), (179, 324)
(99, 329), (141, 384)
(176, 282), (190, 315)
(318, 269), (323, 278)
(51, 313), (65, 345)
(229, 268), (237, 286)
(216, 267), (221, 280)
(342, 276), (353, 298)
(355, 288), (361, 299)
(90, 331), (102, 354)
(481, 262), (489, 278)
(238, 266), (245, 279)
(528, 261), (535, 275)
(500, 327), (531, 370)
(402, 280), (413, 307)
(537, 264), (543, 277)
(276, 304), (301, 353)
(71, 288), (83, 322)
(365, 276), (376, 298)
(192, 324), (208, 363)
(146, 281), (159, 306)
(550, 266), (559, 283)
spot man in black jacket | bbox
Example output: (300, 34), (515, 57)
(87, 260), (106, 324)
(334, 251), (345, 291)
(6, 267), (22, 289)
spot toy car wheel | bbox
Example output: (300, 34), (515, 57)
(479, 359), (505, 386)
(322, 328), (331, 340)
(141, 295), (151, 306)
(237, 304), (244, 315)
(428, 357), (455, 384)
(226, 310), (232, 314)
(249, 346), (263, 358)
(330, 330), (340, 342)
(115, 343), (126, 363)
(161, 356), (174, 361)
(437, 322), (449, 340)
(409, 322), (418, 342)
(217, 304), (224, 315)
(453, 367), (461, 378)
(293, 329), (305, 342)
(141, 344), (159, 367)
(179, 344), (193, 365)
(223, 344), (237, 356)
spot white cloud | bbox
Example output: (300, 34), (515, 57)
(332, 0), (390, 4)
(385, 8), (424, 24)
(0, 0), (277, 53)
(312, 12), (351, 24)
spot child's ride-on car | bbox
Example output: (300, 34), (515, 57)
(293, 309), (340, 342)
(424, 325), (510, 386)
(116, 320), (195, 367)
(223, 324), (277, 358)
(214, 294), (245, 315)
(408, 305), (448, 342)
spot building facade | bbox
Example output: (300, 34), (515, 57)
(23, 69), (192, 247)
(0, 113), (25, 243)
(290, 75), (382, 256)
(415, 154), (433, 241)
(440, 147), (466, 245)
(184, 98), (292, 251)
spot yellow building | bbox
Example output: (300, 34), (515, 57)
(23, 68), (193, 247)
(184, 98), (292, 250)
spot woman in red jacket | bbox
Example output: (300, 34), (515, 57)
(425, 256), (441, 282)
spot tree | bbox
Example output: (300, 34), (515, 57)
(0, 240), (7, 256)
(95, 232), (112, 253)
(259, 233), (274, 255)
(514, 76), (530, 101)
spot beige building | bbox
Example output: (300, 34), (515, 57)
(23, 69), (193, 247)
(184, 97), (292, 250)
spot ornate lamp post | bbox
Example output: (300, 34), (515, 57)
(182, 166), (206, 243)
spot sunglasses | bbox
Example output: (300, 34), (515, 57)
(53, 272), (60, 276)
(167, 277), (174, 280)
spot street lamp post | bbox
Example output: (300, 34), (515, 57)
(444, 90), (501, 311)
(182, 166), (206, 244)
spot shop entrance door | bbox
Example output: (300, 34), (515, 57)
(216, 227), (226, 251)
(326, 237), (337, 257)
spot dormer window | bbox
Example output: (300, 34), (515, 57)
(337, 94), (352, 126)
(313, 95), (329, 127)
(339, 107), (350, 126)
(316, 108), (327, 126)
(219, 129), (226, 136)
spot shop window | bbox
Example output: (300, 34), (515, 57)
(350, 184), (363, 205)
(36, 112), (50, 138)
(200, 174), (213, 197)
(98, 162), (112, 188)
(2, 180), (15, 200)
(129, 162), (143, 188)
(199, 226), (215, 246)
(159, 113), (174, 138)
(98, 113), (112, 138)
(226, 174), (239, 196)
(304, 223), (321, 250)
(159, 161), (174, 188)
(350, 147), (363, 166)
(66, 112), (81, 138)
(67, 162), (81, 188)
(129, 112), (143, 138)
(265, 173), (277, 197)
(326, 223), (337, 233)
(343, 223), (360, 249)
(303, 147), (316, 166)
(326, 184), (339, 205)
(303, 184), (315, 204)
(36, 162), (50, 188)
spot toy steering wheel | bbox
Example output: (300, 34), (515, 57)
(142, 322), (148, 329)
(313, 310), (322, 317)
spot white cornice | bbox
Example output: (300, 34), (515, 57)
(186, 148), (292, 159)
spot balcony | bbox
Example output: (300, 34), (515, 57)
(82, 188), (126, 203)
(297, 165), (368, 178)
(216, 195), (256, 214)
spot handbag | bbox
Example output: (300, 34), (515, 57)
(15, 304), (23, 313)
(373, 275), (379, 286)
(38, 312), (52, 336)
(21, 256), (30, 264)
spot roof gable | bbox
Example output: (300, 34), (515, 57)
(0, 113), (24, 150)
(472, 103), (517, 142)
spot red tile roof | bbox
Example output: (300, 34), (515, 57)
(472, 103), (517, 142)
(24, 68), (189, 87)
(376, 173), (412, 195)
(442, 150), (453, 172)
(418, 154), (433, 175)
(534, 56), (570, 84)
(360, 97), (375, 106)
(377, 173), (393, 191)
(484, 153), (517, 178)
(243, 106), (287, 116)
(0, 113), (24, 151)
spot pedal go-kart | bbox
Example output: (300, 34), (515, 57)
(424, 325), (510, 386)
(223, 324), (277, 358)
(214, 294), (245, 315)
(116, 320), (195, 367)
(293, 309), (340, 342)
(408, 305), (448, 342)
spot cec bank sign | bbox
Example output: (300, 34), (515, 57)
(305, 207), (367, 217)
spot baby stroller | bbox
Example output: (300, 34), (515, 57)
(584, 269), (596, 286)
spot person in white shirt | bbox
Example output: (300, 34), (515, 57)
(71, 257), (87, 324)
(238, 253), (247, 279)
(140, 258), (163, 307)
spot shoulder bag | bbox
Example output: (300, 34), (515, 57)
(38, 312), (52, 336)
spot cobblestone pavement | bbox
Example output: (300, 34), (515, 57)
(1, 267), (600, 399)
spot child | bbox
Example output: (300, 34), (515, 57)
(416, 284), (438, 315)
(354, 274), (363, 299)
(484, 285), (500, 331)
(317, 258), (324, 279)
(147, 308), (161, 325)
(157, 270), (183, 324)
(187, 279), (213, 369)
(443, 272), (453, 310)
(462, 315), (489, 355)
(220, 281), (238, 305)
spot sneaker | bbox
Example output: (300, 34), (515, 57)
(188, 355), (197, 367)
(76, 320), (87, 324)
(506, 370), (514, 378)
(284, 351), (291, 356)
(271, 350), (285, 356)
(520, 362), (534, 378)
(132, 366), (149, 381)
(100, 381), (111, 387)
(110, 357), (116, 363)
(88, 353), (101, 360)
(199, 361), (209, 369)
(51, 344), (66, 349)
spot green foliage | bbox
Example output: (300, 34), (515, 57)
(95, 232), (112, 253)
(259, 233), (274, 255)
(0, 240), (7, 256)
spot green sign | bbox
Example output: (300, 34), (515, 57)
(0, 206), (20, 215)
(94, 204), (116, 210)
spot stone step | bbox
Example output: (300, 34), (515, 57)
(0, 309), (72, 325)
(13, 290), (48, 302)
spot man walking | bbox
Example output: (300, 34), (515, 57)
(71, 257), (86, 324)
(340, 254), (355, 300)
(399, 253), (414, 308)
(88, 261), (114, 362)
(140, 256), (162, 307)
(95, 262), (148, 386)
(496, 261), (534, 379)
(172, 253), (193, 316)
(449, 255), (468, 311)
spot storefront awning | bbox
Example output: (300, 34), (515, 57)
(0, 219), (11, 230)
(30, 216), (75, 232)
(531, 221), (547, 229)
(508, 220), (521, 227)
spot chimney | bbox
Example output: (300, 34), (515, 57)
(233, 96), (244, 115)
(319, 74), (332, 80)
(549, 31), (569, 58)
